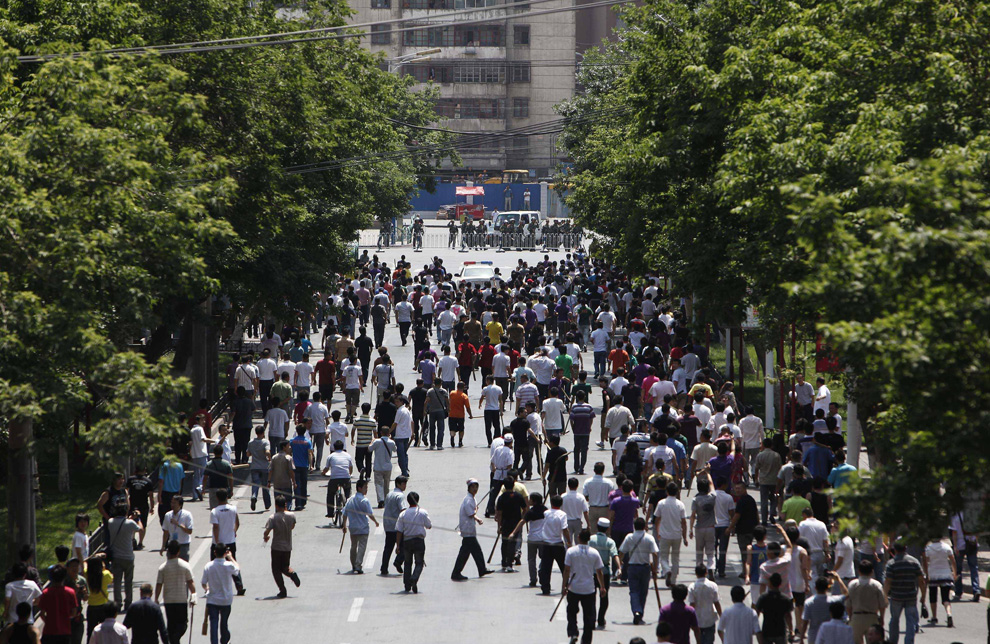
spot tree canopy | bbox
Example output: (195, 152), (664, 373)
(558, 0), (990, 535)
(0, 0), (447, 470)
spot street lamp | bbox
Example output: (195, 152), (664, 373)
(388, 48), (442, 73)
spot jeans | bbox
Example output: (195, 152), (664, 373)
(326, 478), (351, 516)
(594, 351), (606, 377)
(402, 537), (426, 589)
(273, 485), (293, 510)
(888, 599), (919, 644)
(809, 549), (826, 582)
(163, 604), (187, 644)
(293, 469), (308, 509)
(428, 411), (446, 447)
(699, 625), (716, 644)
(382, 531), (402, 574)
(452, 536), (487, 577)
(955, 547), (980, 596)
(438, 327), (452, 346)
(566, 591), (597, 644)
(373, 470), (392, 504)
(539, 543), (567, 593)
(250, 470), (271, 509)
(111, 559), (135, 608)
(206, 604), (231, 644)
(573, 435), (590, 473)
(191, 456), (208, 498)
(349, 533), (369, 571)
(714, 525), (730, 576)
(395, 438), (409, 476)
(579, 325), (590, 348)
(659, 537), (681, 584)
(627, 563), (651, 616)
(759, 484), (777, 524)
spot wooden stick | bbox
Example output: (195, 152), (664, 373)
(652, 572), (663, 612)
(201, 600), (209, 636)
(487, 532), (501, 563)
(339, 528), (347, 553)
(188, 603), (195, 644)
(549, 587), (567, 622)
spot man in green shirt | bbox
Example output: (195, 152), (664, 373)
(270, 372), (294, 415)
(780, 494), (812, 524)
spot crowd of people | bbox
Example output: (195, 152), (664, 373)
(3, 248), (985, 644)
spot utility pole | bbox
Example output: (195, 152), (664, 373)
(7, 416), (37, 566)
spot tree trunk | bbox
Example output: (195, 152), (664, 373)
(7, 417), (36, 566)
(58, 444), (70, 493)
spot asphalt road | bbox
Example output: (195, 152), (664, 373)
(123, 238), (985, 644)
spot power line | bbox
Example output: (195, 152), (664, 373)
(16, 0), (635, 62)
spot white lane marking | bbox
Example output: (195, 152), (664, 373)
(364, 550), (378, 568)
(347, 597), (364, 622)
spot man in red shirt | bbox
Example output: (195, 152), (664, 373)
(608, 341), (630, 376)
(478, 338), (496, 382)
(456, 336), (477, 391)
(37, 565), (78, 644)
(315, 355), (336, 407)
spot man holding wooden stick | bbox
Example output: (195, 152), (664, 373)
(561, 529), (606, 644)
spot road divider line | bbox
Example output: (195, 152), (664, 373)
(347, 597), (364, 622)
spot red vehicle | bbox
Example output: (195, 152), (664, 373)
(456, 204), (485, 221)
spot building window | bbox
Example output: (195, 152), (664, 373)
(513, 25), (530, 45)
(371, 0), (391, 7)
(512, 97), (529, 118)
(510, 62), (530, 83)
(404, 0), (455, 8)
(436, 98), (505, 119)
(371, 24), (391, 44)
(452, 63), (505, 83)
(401, 25), (503, 47)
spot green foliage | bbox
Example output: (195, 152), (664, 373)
(559, 0), (990, 535)
(0, 0), (447, 471)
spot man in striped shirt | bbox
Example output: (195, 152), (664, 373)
(515, 373), (540, 413)
(569, 391), (596, 475)
(351, 403), (377, 479)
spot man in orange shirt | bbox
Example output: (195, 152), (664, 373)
(608, 340), (630, 376)
(448, 381), (474, 448)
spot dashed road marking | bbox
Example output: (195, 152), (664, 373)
(347, 597), (364, 622)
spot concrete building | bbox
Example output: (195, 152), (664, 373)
(348, 0), (614, 176)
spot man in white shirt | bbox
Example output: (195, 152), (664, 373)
(814, 377), (831, 416)
(562, 530), (606, 644)
(596, 306), (616, 334)
(529, 349), (556, 399)
(738, 408), (765, 483)
(390, 397), (413, 477)
(293, 355), (314, 395)
(487, 435), (514, 517)
(478, 376), (504, 447)
(3, 566), (41, 625)
(649, 377), (677, 410)
(256, 349), (278, 416)
(451, 479), (493, 581)
(618, 517), (659, 625)
(608, 373), (629, 398)
(91, 604), (129, 644)
(303, 393), (330, 467)
(233, 356), (259, 400)
(209, 489), (244, 595)
(539, 496), (571, 595)
(189, 420), (214, 502)
(561, 478), (591, 537)
(713, 478), (736, 578)
(689, 562), (723, 644)
(670, 359), (687, 398)
(321, 441), (354, 519)
(541, 389), (567, 439)
(438, 346), (459, 392)
(653, 482), (688, 586)
(201, 545), (240, 644)
(341, 362), (363, 423)
(582, 462), (617, 532)
(395, 493), (432, 593)
(798, 508), (830, 582)
(437, 308), (457, 347)
(717, 586), (761, 644)
(590, 322), (610, 379)
(263, 404), (289, 448)
(276, 356), (296, 383)
(369, 427), (397, 507)
(604, 403), (635, 443)
(160, 496), (194, 561)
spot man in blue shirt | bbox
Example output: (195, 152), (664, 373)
(157, 449), (186, 524)
(826, 450), (856, 489)
(802, 441), (835, 481)
(289, 426), (313, 510)
(665, 431), (688, 483)
(342, 479), (379, 574)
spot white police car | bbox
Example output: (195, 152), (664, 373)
(454, 261), (501, 288)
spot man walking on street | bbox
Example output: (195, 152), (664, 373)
(342, 479), (379, 574)
(380, 476), (408, 576)
(123, 584), (167, 644)
(201, 545), (239, 644)
(369, 427), (396, 508)
(563, 529), (606, 644)
(396, 492), (432, 593)
(263, 496), (300, 598)
(884, 541), (924, 644)
(209, 489), (245, 596)
(155, 541), (195, 644)
(451, 479), (493, 581)
(269, 440), (295, 510)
